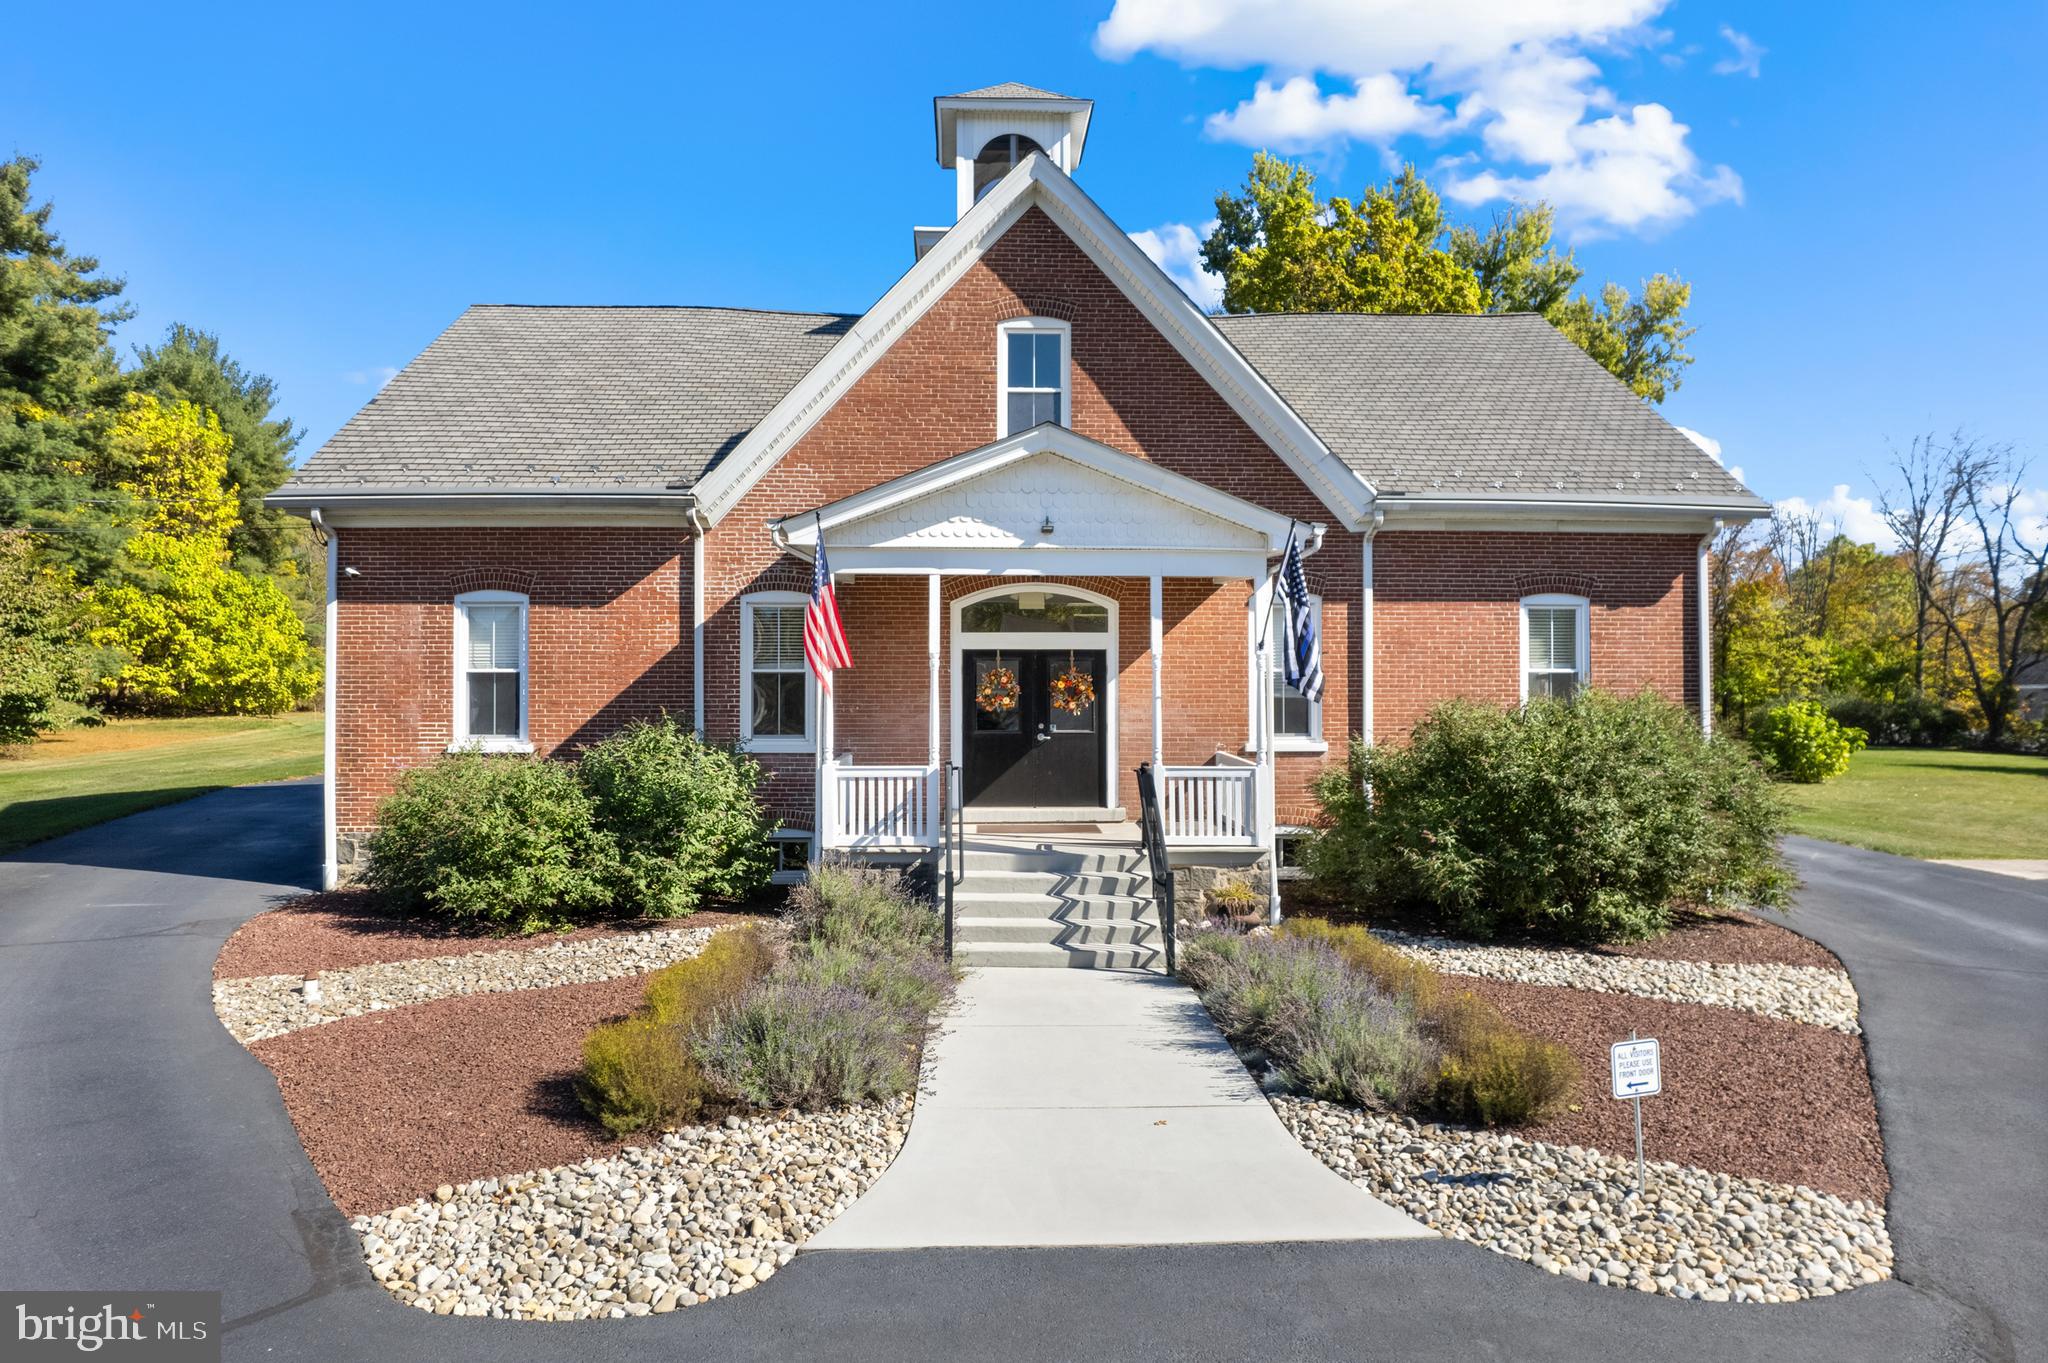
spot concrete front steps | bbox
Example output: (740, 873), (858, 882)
(951, 842), (1164, 970)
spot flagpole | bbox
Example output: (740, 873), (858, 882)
(1258, 523), (1296, 927)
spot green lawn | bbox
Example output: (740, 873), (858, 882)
(0, 713), (324, 854)
(1780, 746), (2048, 860)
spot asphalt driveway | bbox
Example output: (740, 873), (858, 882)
(0, 785), (2035, 1362)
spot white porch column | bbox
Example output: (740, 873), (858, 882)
(927, 572), (942, 767)
(1251, 570), (1280, 923)
(815, 571), (839, 858)
(1149, 574), (1164, 772)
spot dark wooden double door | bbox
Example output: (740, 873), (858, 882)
(962, 650), (1106, 808)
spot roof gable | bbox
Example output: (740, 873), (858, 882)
(689, 154), (1374, 529)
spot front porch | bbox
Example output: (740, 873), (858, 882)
(768, 425), (1317, 869)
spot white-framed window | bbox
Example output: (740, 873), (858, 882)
(741, 592), (815, 752)
(768, 829), (811, 886)
(1273, 595), (1325, 750)
(1275, 825), (1311, 880)
(452, 590), (531, 752)
(996, 318), (1070, 437)
(1521, 594), (1590, 701)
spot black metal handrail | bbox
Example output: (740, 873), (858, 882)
(1135, 762), (1176, 975)
(941, 764), (963, 961)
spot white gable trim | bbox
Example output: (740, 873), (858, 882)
(689, 154), (1375, 529)
(772, 424), (1306, 561)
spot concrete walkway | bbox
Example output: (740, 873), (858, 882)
(1932, 857), (2048, 881)
(808, 968), (1428, 1249)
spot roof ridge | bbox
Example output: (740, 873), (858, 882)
(1213, 310), (1551, 322)
(463, 303), (857, 319)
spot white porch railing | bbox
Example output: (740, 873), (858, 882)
(1159, 763), (1260, 847)
(821, 761), (940, 850)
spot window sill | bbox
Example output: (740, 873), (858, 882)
(743, 735), (814, 754)
(1245, 739), (1329, 756)
(447, 738), (534, 755)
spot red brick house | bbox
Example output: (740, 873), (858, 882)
(272, 83), (1767, 915)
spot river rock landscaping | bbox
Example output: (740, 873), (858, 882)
(214, 925), (718, 1043)
(1274, 1097), (1893, 1303)
(1373, 928), (1862, 1033)
(351, 1099), (911, 1319)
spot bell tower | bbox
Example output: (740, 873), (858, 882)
(933, 83), (1094, 221)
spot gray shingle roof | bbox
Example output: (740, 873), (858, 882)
(282, 305), (852, 492)
(944, 82), (1078, 101)
(283, 302), (1760, 510)
(1212, 311), (1759, 503)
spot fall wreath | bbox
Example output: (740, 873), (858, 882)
(976, 656), (1020, 714)
(1050, 653), (1096, 715)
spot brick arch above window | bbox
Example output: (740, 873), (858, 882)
(1514, 571), (1601, 599)
(449, 568), (538, 597)
(991, 296), (1078, 324)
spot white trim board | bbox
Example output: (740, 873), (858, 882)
(687, 152), (1373, 530)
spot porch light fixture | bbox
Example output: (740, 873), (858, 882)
(1040, 514), (1055, 536)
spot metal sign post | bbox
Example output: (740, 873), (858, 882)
(1609, 1032), (1662, 1198)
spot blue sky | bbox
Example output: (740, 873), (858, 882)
(6, 1), (2042, 537)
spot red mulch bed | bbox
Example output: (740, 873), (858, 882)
(1455, 977), (1889, 1205)
(216, 889), (775, 979)
(1591, 906), (1842, 971)
(250, 975), (651, 1216)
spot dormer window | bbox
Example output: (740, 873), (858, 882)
(996, 318), (1069, 436)
(973, 134), (1045, 200)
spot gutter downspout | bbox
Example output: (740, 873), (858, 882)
(1699, 523), (1719, 736)
(312, 509), (339, 891)
(1360, 508), (1383, 749)
(688, 506), (710, 739)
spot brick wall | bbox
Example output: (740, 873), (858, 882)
(703, 205), (1360, 826)
(331, 526), (689, 845)
(1372, 529), (1702, 744)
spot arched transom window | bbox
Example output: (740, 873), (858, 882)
(958, 590), (1108, 635)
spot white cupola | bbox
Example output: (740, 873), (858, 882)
(933, 83), (1094, 221)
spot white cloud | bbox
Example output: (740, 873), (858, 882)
(1712, 25), (1765, 78)
(1095, 0), (1738, 236)
(1205, 75), (1452, 149)
(1133, 219), (1225, 310)
(345, 365), (399, 388)
(1443, 102), (1742, 233)
(1774, 484), (1896, 550)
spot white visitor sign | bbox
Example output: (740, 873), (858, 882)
(1610, 1034), (1660, 1196)
(1610, 1037), (1662, 1099)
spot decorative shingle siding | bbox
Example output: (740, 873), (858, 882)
(330, 527), (690, 850)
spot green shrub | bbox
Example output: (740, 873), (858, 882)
(578, 1017), (713, 1136)
(578, 927), (775, 1134)
(1278, 918), (1442, 1010)
(1824, 694), (1964, 749)
(364, 752), (619, 933)
(576, 718), (776, 916)
(1305, 690), (1792, 945)
(696, 978), (919, 1110)
(1751, 700), (1867, 783)
(643, 927), (776, 1026)
(783, 938), (956, 1024)
(1424, 990), (1576, 1126)
(786, 858), (939, 952)
(1180, 932), (1438, 1108)
(1278, 920), (1576, 1125)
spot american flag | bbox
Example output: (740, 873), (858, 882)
(805, 533), (853, 691)
(1278, 525), (1322, 702)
